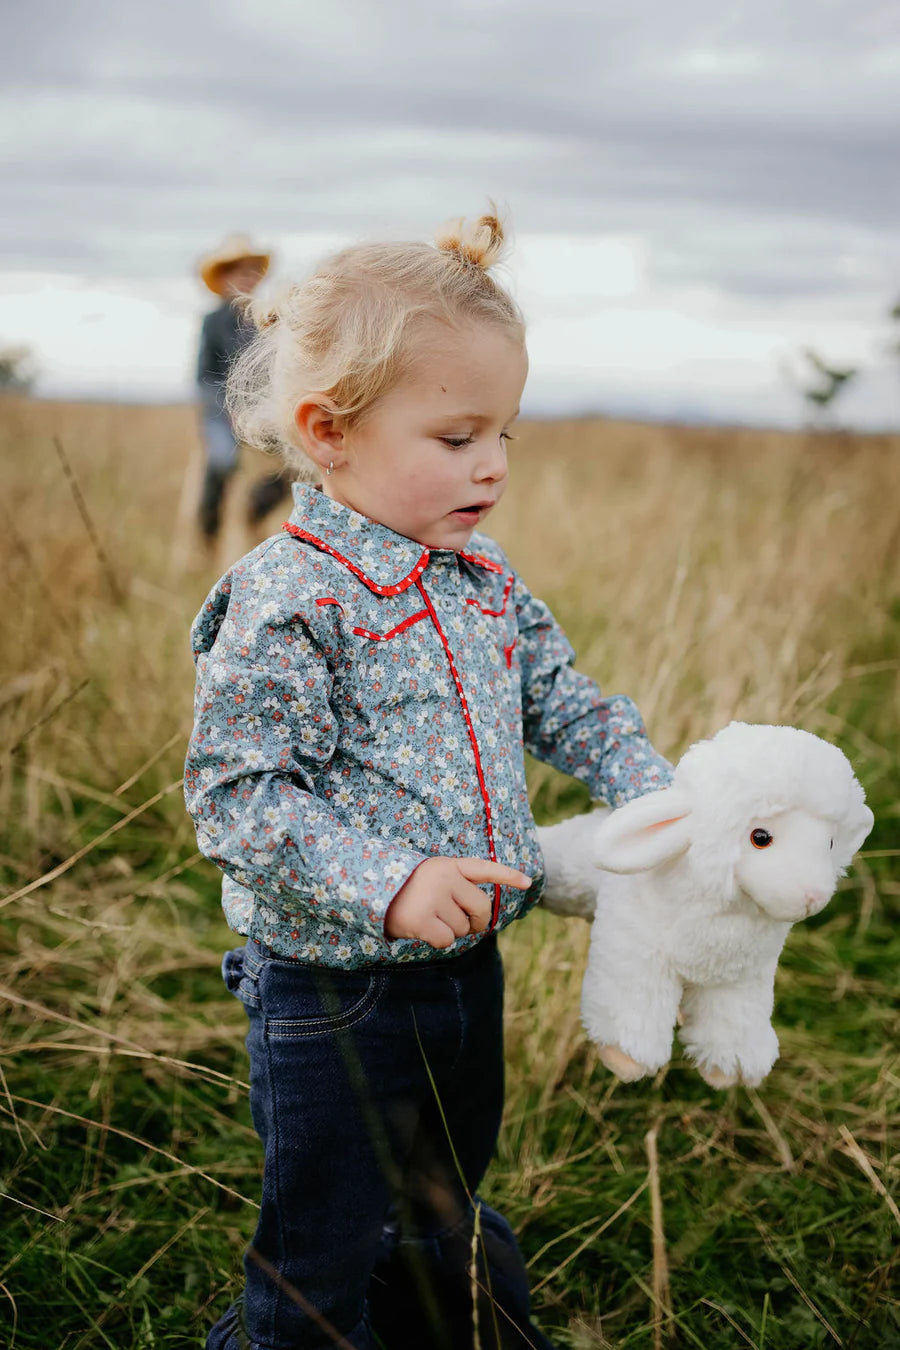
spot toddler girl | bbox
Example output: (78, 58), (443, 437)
(185, 212), (672, 1349)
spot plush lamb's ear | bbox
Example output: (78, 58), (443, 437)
(593, 788), (693, 873)
(842, 803), (875, 860)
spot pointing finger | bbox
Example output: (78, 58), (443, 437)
(454, 858), (532, 890)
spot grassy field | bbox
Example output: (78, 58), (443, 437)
(0, 396), (897, 1349)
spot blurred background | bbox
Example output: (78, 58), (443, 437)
(1, 4), (898, 1348)
(2, 0), (899, 428)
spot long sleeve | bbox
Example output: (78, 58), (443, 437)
(513, 575), (672, 805)
(184, 571), (428, 937)
(196, 312), (215, 386)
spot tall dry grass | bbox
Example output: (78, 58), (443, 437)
(0, 397), (897, 1348)
(496, 418), (899, 744)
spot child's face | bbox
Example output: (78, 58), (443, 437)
(324, 322), (528, 550)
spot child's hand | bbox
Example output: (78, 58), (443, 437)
(384, 857), (532, 949)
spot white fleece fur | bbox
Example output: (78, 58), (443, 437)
(537, 722), (874, 1088)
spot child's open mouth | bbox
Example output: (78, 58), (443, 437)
(450, 503), (491, 522)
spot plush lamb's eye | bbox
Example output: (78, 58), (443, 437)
(750, 828), (773, 849)
(830, 838), (834, 850)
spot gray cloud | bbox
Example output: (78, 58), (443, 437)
(2, 0), (898, 422)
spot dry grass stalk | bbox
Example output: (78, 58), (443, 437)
(0, 777), (184, 908)
(4, 1094), (259, 1210)
(745, 1085), (795, 1172)
(529, 1181), (649, 1295)
(644, 1122), (673, 1348)
(837, 1124), (900, 1229)
(51, 435), (124, 604)
(471, 1200), (482, 1350)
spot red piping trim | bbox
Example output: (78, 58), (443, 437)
(415, 577), (501, 930)
(283, 521), (430, 596)
(315, 597), (344, 611)
(459, 549), (504, 574)
(465, 574), (514, 618)
(353, 610), (429, 642)
(284, 518), (506, 927)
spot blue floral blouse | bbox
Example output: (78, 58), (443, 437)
(184, 483), (672, 967)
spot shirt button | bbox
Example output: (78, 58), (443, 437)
(439, 596), (456, 613)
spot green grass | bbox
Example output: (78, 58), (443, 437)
(0, 399), (897, 1347)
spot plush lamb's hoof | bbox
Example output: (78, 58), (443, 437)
(599, 1045), (651, 1082)
(698, 1064), (739, 1090)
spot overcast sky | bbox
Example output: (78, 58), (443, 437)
(2, 0), (899, 426)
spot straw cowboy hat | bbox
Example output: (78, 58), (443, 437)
(199, 234), (271, 295)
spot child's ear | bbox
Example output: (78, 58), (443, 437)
(593, 788), (693, 873)
(293, 397), (345, 471)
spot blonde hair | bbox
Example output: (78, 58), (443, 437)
(227, 211), (525, 474)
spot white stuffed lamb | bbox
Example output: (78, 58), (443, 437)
(538, 722), (874, 1089)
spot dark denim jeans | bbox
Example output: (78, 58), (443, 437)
(206, 936), (555, 1350)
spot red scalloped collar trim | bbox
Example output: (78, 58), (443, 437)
(282, 521), (429, 596)
(282, 522), (504, 590)
(459, 549), (504, 574)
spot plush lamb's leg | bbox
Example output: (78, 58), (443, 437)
(596, 1044), (652, 1083)
(581, 907), (682, 1080)
(536, 812), (610, 920)
(679, 974), (780, 1088)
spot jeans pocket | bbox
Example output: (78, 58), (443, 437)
(221, 946), (261, 1008)
(260, 961), (386, 1039)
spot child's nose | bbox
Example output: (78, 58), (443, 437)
(475, 438), (508, 482)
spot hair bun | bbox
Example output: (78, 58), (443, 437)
(434, 211), (506, 269)
(234, 291), (280, 330)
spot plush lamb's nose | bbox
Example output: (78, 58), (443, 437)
(804, 890), (829, 916)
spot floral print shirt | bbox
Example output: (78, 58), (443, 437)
(184, 483), (672, 967)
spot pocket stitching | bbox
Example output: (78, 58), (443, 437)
(264, 972), (385, 1039)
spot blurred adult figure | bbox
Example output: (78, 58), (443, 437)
(196, 234), (290, 545)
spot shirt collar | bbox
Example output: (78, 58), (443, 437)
(284, 482), (502, 594)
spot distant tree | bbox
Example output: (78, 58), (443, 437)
(888, 299), (900, 358)
(0, 344), (36, 393)
(796, 347), (858, 422)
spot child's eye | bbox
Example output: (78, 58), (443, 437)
(500, 432), (517, 443)
(440, 436), (472, 448)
